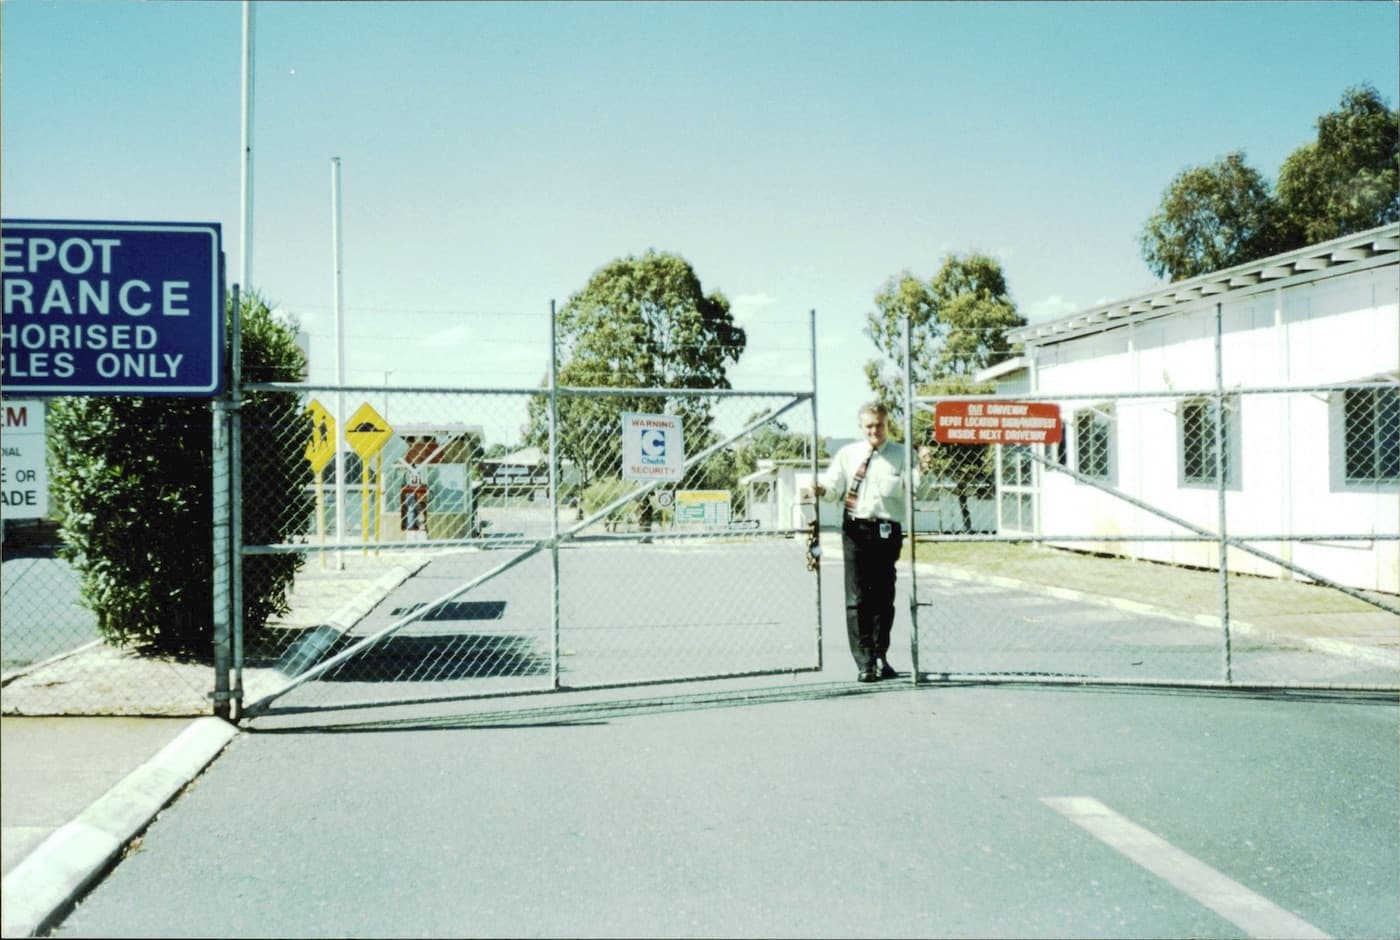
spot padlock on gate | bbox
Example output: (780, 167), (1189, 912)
(805, 519), (821, 572)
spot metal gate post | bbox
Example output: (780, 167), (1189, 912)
(1214, 302), (1233, 683)
(549, 299), (562, 689)
(808, 309), (824, 674)
(903, 314), (920, 685)
(210, 284), (237, 720)
(229, 286), (246, 716)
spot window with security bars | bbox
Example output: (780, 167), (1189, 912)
(1074, 407), (1112, 479)
(1181, 397), (1233, 485)
(1004, 443), (1034, 487)
(998, 445), (1037, 533)
(1344, 386), (1399, 483)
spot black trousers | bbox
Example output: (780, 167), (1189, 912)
(842, 517), (904, 670)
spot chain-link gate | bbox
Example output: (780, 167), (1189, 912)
(237, 323), (825, 717)
(904, 297), (1399, 692)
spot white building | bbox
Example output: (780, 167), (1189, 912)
(983, 224), (1399, 594)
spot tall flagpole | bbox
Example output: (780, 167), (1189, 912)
(239, 1), (255, 291)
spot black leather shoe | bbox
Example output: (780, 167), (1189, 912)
(879, 661), (898, 679)
(858, 668), (879, 683)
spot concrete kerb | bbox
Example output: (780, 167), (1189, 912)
(0, 717), (238, 939)
(918, 561), (1400, 670)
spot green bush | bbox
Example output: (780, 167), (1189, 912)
(48, 292), (307, 659)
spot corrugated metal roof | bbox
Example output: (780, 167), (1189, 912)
(1010, 223), (1399, 347)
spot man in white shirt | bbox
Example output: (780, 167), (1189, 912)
(806, 401), (911, 683)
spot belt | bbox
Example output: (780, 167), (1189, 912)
(844, 516), (900, 530)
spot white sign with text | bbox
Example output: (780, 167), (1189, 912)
(621, 412), (685, 482)
(2, 399), (47, 519)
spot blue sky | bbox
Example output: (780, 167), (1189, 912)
(3, 0), (1397, 442)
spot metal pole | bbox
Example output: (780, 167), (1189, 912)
(239, 1), (255, 290)
(549, 300), (562, 689)
(331, 157), (347, 568)
(1214, 302), (1233, 682)
(903, 312), (920, 685)
(230, 280), (245, 716)
(210, 285), (237, 720)
(808, 309), (823, 674)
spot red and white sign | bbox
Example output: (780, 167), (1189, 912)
(933, 400), (1062, 445)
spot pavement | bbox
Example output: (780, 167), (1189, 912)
(0, 550), (435, 938)
(2, 536), (1397, 938)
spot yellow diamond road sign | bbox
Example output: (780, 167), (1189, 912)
(345, 402), (394, 459)
(304, 399), (337, 474)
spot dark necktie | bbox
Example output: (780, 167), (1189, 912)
(844, 446), (875, 516)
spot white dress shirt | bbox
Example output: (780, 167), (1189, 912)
(818, 439), (912, 528)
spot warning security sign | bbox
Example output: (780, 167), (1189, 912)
(621, 412), (685, 482)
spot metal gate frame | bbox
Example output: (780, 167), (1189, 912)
(900, 309), (1400, 692)
(232, 310), (827, 719)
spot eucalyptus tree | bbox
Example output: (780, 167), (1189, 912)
(525, 251), (746, 521)
(863, 254), (1024, 531)
(1276, 84), (1400, 247)
(1138, 151), (1277, 281)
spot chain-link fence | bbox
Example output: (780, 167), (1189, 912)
(1, 521), (101, 685)
(9, 260), (1396, 716)
(236, 385), (824, 716)
(2, 399), (228, 716)
(2, 304), (828, 717)
(906, 379), (1399, 690)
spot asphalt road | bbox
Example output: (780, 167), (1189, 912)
(50, 682), (1398, 939)
(29, 534), (1400, 938)
(255, 535), (1394, 720)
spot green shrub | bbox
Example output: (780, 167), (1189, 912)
(48, 292), (307, 659)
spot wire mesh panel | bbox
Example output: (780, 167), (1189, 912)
(239, 383), (824, 716)
(1, 396), (223, 716)
(909, 385), (1400, 691)
(256, 547), (558, 712)
(2, 528), (94, 673)
(556, 530), (817, 689)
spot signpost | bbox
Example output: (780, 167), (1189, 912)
(303, 399), (338, 560)
(1, 220), (224, 396)
(933, 401), (1062, 445)
(345, 402), (393, 548)
(304, 399), (337, 474)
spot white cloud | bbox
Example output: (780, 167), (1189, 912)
(731, 291), (778, 325)
(733, 291), (777, 310)
(1025, 295), (1080, 322)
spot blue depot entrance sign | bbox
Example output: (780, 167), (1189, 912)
(1, 219), (224, 396)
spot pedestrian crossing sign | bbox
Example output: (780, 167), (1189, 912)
(304, 399), (337, 474)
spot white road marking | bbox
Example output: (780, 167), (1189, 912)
(1042, 796), (1331, 940)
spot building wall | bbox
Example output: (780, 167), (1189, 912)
(1031, 261), (1398, 593)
